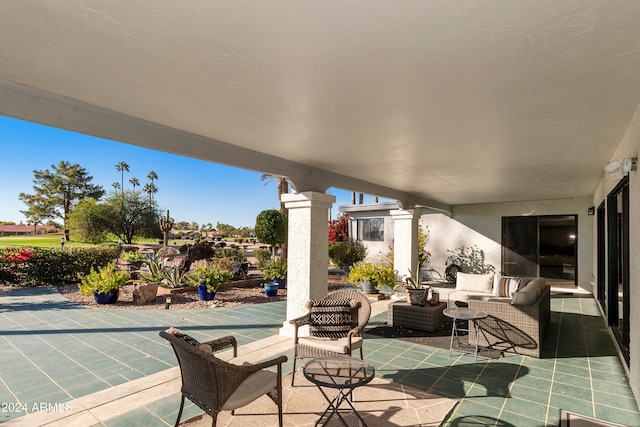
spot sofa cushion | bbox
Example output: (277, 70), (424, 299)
(511, 279), (545, 305)
(455, 273), (494, 293)
(495, 276), (522, 298)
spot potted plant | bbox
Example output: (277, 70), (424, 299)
(263, 282), (279, 297)
(262, 258), (287, 289)
(393, 263), (429, 305)
(347, 261), (396, 294)
(186, 264), (233, 301)
(78, 261), (129, 304)
(127, 255), (164, 304)
(328, 238), (367, 271)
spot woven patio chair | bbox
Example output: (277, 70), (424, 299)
(159, 328), (288, 427)
(289, 289), (371, 386)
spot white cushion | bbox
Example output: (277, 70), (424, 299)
(298, 335), (363, 354)
(222, 369), (277, 410)
(455, 273), (494, 293)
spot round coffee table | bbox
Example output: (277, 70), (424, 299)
(443, 307), (488, 360)
(303, 356), (375, 426)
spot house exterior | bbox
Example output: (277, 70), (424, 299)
(0, 225), (58, 237)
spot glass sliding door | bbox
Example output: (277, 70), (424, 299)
(502, 216), (538, 277)
(502, 215), (578, 286)
(607, 178), (630, 364)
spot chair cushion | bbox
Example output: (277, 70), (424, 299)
(221, 369), (277, 410)
(455, 273), (494, 293)
(298, 335), (363, 354)
(495, 276), (522, 297)
(306, 299), (360, 338)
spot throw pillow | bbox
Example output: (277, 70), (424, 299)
(306, 299), (360, 338)
(495, 276), (522, 298)
(511, 287), (538, 305)
(455, 272), (494, 293)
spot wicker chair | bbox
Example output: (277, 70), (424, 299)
(289, 289), (371, 386)
(159, 329), (288, 427)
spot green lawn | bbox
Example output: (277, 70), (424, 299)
(0, 235), (94, 248)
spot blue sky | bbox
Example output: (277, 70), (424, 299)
(0, 115), (370, 228)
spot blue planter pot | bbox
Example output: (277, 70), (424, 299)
(94, 289), (119, 304)
(273, 278), (287, 289)
(264, 283), (279, 297)
(197, 283), (216, 301)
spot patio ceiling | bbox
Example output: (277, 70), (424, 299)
(2, 1), (640, 211)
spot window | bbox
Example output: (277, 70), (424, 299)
(357, 218), (384, 241)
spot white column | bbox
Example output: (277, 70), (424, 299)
(391, 209), (420, 280)
(279, 191), (336, 337)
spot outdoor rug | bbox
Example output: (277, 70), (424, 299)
(366, 321), (503, 359)
(180, 373), (457, 426)
(365, 321), (458, 351)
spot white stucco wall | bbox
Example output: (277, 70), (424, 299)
(420, 198), (594, 289)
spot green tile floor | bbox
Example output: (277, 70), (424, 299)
(1, 286), (639, 426)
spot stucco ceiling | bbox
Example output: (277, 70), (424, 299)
(1, 1), (640, 210)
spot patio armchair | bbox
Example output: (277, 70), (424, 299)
(289, 289), (371, 386)
(159, 328), (288, 427)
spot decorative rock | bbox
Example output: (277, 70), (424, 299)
(133, 283), (159, 304)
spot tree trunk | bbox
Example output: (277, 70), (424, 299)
(278, 178), (289, 260)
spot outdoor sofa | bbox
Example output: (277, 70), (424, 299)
(446, 273), (551, 358)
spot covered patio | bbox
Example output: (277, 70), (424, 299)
(1, 1), (640, 423)
(1, 286), (638, 426)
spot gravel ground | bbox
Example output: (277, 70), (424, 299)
(56, 274), (349, 310)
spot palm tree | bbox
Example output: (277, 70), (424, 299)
(115, 161), (129, 194)
(112, 182), (121, 191)
(143, 182), (158, 205)
(129, 177), (140, 191)
(147, 170), (158, 185)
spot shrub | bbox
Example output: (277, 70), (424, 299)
(329, 239), (367, 268)
(0, 246), (121, 286)
(254, 247), (272, 269)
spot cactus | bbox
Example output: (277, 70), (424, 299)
(159, 210), (174, 247)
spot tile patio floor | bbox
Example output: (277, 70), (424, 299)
(1, 286), (639, 426)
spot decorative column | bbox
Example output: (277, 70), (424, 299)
(391, 209), (420, 280)
(279, 191), (336, 337)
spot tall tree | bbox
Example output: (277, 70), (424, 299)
(19, 161), (104, 241)
(129, 177), (140, 191)
(70, 190), (161, 244)
(142, 182), (158, 205)
(115, 161), (129, 194)
(145, 170), (159, 204)
(261, 174), (289, 258)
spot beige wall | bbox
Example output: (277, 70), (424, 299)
(421, 198), (594, 289)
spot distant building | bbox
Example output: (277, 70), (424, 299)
(0, 224), (58, 237)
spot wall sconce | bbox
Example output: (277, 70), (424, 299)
(604, 157), (637, 181)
